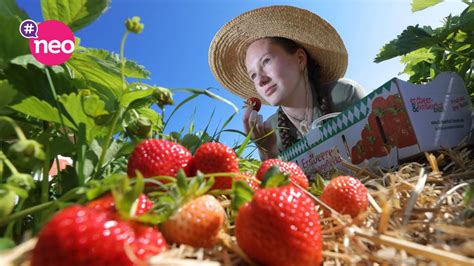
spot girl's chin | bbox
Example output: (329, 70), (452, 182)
(263, 96), (282, 106)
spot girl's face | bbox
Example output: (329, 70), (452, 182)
(245, 38), (306, 106)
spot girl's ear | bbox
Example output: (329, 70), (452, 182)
(295, 48), (307, 71)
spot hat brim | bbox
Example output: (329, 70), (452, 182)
(209, 5), (348, 105)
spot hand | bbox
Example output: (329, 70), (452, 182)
(243, 108), (278, 159)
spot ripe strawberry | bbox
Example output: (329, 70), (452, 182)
(245, 97), (261, 112)
(320, 175), (368, 218)
(86, 193), (153, 217)
(31, 205), (167, 266)
(235, 173), (260, 191)
(193, 142), (239, 190)
(256, 159), (309, 189)
(235, 185), (322, 265)
(161, 194), (225, 248)
(127, 139), (193, 180)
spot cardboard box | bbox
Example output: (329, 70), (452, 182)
(280, 72), (472, 179)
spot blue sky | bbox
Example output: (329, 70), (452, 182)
(17, 0), (467, 155)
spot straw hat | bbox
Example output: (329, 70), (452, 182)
(208, 5), (348, 105)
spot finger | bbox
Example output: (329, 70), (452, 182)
(249, 110), (258, 129)
(264, 119), (274, 134)
(256, 114), (264, 137)
(242, 108), (252, 134)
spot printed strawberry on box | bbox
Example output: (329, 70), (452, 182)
(280, 72), (472, 179)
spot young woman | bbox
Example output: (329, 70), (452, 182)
(209, 5), (365, 160)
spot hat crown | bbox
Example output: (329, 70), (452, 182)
(209, 5), (348, 105)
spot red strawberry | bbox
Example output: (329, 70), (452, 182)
(193, 142), (239, 190)
(320, 175), (368, 218)
(235, 185), (322, 265)
(235, 173), (260, 191)
(31, 205), (167, 266)
(86, 193), (153, 217)
(161, 195), (225, 248)
(245, 97), (261, 112)
(127, 139), (193, 180)
(256, 159), (309, 189)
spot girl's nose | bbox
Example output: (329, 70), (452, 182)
(257, 72), (270, 87)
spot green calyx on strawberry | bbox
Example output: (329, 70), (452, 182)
(320, 175), (369, 218)
(143, 170), (226, 248)
(192, 142), (239, 190)
(127, 139), (194, 181)
(85, 174), (154, 220)
(256, 159), (309, 189)
(232, 168), (322, 265)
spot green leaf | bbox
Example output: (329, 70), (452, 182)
(173, 88), (239, 113)
(9, 96), (75, 128)
(231, 180), (254, 211)
(120, 88), (154, 107)
(41, 0), (110, 32)
(85, 49), (150, 79)
(261, 166), (289, 188)
(176, 169), (188, 196)
(180, 134), (201, 153)
(5, 55), (79, 105)
(375, 25), (438, 63)
(460, 4), (474, 32)
(236, 127), (253, 158)
(102, 139), (123, 166)
(58, 92), (109, 140)
(85, 173), (124, 200)
(0, 80), (17, 109)
(0, 16), (29, 69)
(66, 50), (123, 104)
(411, 0), (443, 12)
(0, 0), (28, 19)
(400, 48), (435, 65)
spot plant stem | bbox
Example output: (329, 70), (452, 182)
(0, 201), (54, 227)
(0, 116), (27, 140)
(0, 187), (82, 227)
(94, 109), (123, 178)
(41, 146), (51, 204)
(120, 31), (129, 90)
(44, 67), (68, 136)
(95, 31), (130, 178)
(0, 151), (19, 175)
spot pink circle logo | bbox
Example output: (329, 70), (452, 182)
(26, 20), (75, 66)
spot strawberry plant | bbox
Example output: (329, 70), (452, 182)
(0, 0), (252, 255)
(375, 0), (474, 101)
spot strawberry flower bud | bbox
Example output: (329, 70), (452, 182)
(0, 188), (16, 218)
(8, 139), (45, 170)
(125, 16), (144, 34)
(7, 173), (35, 191)
(152, 87), (174, 108)
(123, 110), (152, 138)
(127, 117), (152, 138)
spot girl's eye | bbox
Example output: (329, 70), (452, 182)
(250, 73), (256, 80)
(262, 58), (271, 65)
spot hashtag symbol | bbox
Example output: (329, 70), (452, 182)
(23, 23), (34, 34)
